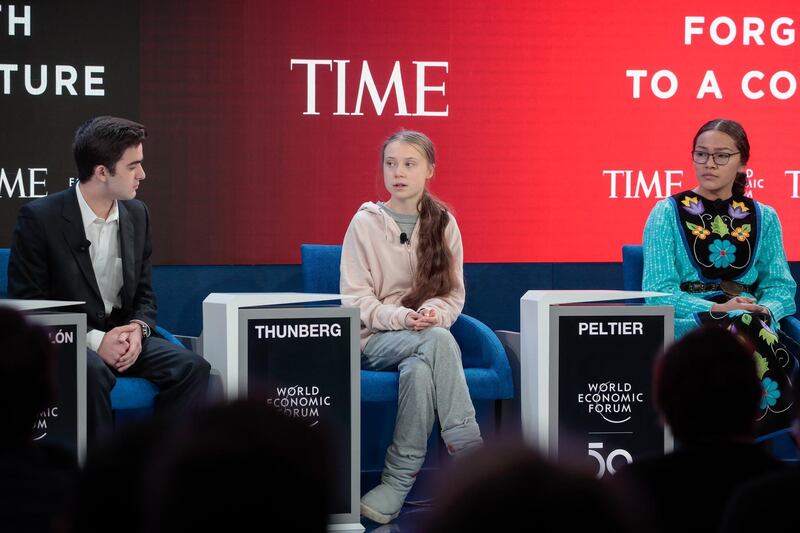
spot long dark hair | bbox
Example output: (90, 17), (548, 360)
(381, 131), (456, 310)
(693, 118), (750, 196)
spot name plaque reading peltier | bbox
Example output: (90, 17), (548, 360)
(550, 305), (673, 478)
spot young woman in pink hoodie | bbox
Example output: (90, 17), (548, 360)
(340, 131), (483, 524)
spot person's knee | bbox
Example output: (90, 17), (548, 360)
(421, 327), (460, 360)
(399, 356), (433, 388)
(87, 351), (115, 392)
(185, 352), (211, 379)
(426, 327), (458, 348)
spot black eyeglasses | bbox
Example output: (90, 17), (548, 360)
(691, 150), (740, 165)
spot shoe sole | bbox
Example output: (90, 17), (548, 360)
(360, 502), (400, 524)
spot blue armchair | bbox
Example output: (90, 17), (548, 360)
(300, 244), (514, 403)
(0, 247), (181, 417)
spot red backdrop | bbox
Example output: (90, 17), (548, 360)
(134, 1), (800, 263)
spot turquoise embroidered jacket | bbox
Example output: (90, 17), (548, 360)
(642, 195), (796, 337)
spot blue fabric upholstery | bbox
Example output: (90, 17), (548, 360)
(622, 245), (644, 292)
(0, 247), (180, 416)
(109, 376), (159, 410)
(155, 324), (182, 348)
(622, 244), (800, 335)
(0, 248), (8, 296)
(300, 244), (514, 402)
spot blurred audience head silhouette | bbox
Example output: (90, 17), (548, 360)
(654, 325), (760, 444)
(143, 398), (334, 533)
(0, 306), (78, 533)
(0, 305), (56, 447)
(420, 441), (636, 533)
(71, 418), (168, 533)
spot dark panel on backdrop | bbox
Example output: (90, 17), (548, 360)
(0, 0), (139, 244)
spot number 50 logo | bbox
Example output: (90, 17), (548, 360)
(588, 442), (632, 478)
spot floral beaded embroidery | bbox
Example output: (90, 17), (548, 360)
(731, 226), (750, 241)
(673, 192), (758, 280)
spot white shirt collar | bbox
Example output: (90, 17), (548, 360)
(76, 183), (119, 231)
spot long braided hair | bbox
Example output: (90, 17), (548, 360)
(381, 131), (456, 309)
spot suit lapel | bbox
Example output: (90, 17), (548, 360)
(118, 201), (136, 308)
(61, 187), (103, 302)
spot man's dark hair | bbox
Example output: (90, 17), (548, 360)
(73, 116), (146, 183)
(654, 326), (760, 443)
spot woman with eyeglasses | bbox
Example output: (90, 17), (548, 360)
(643, 118), (797, 438)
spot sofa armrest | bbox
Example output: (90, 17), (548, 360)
(779, 316), (800, 344)
(155, 325), (184, 348)
(451, 313), (513, 399)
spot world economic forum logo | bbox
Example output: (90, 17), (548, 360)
(577, 382), (645, 424)
(266, 385), (332, 427)
(32, 406), (59, 440)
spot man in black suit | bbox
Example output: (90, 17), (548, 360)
(8, 116), (210, 444)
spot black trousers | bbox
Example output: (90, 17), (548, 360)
(87, 336), (211, 443)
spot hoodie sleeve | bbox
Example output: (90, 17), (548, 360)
(417, 214), (465, 327)
(340, 211), (414, 331)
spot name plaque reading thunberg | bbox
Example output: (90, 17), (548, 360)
(238, 305), (361, 530)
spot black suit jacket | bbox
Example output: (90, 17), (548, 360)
(8, 186), (157, 333)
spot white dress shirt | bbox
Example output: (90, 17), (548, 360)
(76, 183), (123, 351)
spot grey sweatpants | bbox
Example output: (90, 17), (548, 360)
(362, 327), (482, 466)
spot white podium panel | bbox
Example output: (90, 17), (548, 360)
(203, 292), (344, 399)
(27, 312), (87, 462)
(203, 293), (364, 533)
(520, 290), (673, 477)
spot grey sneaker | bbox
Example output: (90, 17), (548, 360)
(360, 483), (405, 524)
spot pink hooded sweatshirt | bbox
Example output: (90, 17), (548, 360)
(340, 202), (465, 350)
